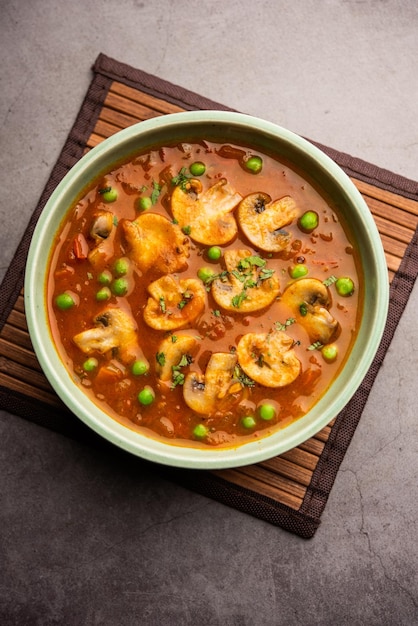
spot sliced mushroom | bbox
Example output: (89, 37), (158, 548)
(122, 213), (190, 275)
(90, 210), (114, 241)
(155, 334), (200, 381)
(183, 352), (241, 415)
(143, 275), (206, 331)
(87, 210), (116, 267)
(171, 178), (242, 245)
(211, 249), (280, 313)
(237, 193), (298, 252)
(237, 330), (301, 388)
(281, 277), (339, 344)
(73, 307), (146, 365)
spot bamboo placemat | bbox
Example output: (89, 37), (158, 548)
(1, 54), (418, 538)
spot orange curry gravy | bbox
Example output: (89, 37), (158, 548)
(47, 140), (361, 448)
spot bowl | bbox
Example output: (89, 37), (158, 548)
(24, 111), (389, 469)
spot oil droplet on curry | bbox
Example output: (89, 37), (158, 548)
(47, 140), (361, 448)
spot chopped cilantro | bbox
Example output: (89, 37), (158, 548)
(299, 303), (308, 316)
(238, 255), (266, 270)
(259, 268), (275, 281)
(203, 270), (229, 287)
(177, 290), (193, 310)
(171, 167), (190, 191)
(182, 225), (192, 235)
(170, 353), (193, 389)
(232, 290), (248, 308)
(159, 296), (166, 313)
(150, 180), (162, 205)
(156, 352), (166, 366)
(234, 365), (255, 388)
(171, 335), (178, 343)
(171, 371), (185, 388)
(308, 341), (324, 351)
(274, 318), (296, 331)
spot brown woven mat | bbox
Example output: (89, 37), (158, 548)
(1, 54), (418, 538)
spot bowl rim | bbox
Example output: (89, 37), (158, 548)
(24, 110), (389, 469)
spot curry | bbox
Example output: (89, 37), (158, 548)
(47, 139), (360, 447)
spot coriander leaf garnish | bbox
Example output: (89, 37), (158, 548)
(170, 353), (193, 389)
(323, 275), (337, 287)
(308, 341), (324, 351)
(150, 180), (162, 205)
(234, 364), (256, 388)
(237, 255), (266, 270)
(274, 318), (296, 331)
(159, 296), (166, 313)
(171, 371), (185, 388)
(232, 290), (248, 308)
(299, 303), (308, 317)
(202, 270), (229, 288)
(156, 352), (166, 366)
(259, 268), (275, 281)
(177, 290), (193, 310)
(171, 167), (190, 191)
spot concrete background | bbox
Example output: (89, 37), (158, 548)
(1, 1), (418, 624)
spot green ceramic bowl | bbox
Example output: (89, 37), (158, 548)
(24, 111), (389, 469)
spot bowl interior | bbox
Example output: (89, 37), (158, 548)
(24, 111), (389, 469)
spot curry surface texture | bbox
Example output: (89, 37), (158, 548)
(47, 140), (360, 448)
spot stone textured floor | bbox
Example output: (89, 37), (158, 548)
(1, 1), (418, 624)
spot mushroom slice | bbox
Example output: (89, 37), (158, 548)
(211, 249), (280, 313)
(281, 277), (339, 344)
(90, 210), (114, 242)
(155, 334), (200, 382)
(143, 275), (206, 331)
(183, 352), (241, 415)
(122, 213), (190, 275)
(171, 178), (242, 245)
(238, 193), (298, 252)
(73, 307), (146, 365)
(87, 210), (116, 267)
(237, 330), (301, 388)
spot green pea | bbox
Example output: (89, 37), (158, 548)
(193, 424), (209, 439)
(55, 292), (75, 310)
(197, 267), (215, 283)
(298, 210), (319, 233)
(244, 155), (263, 174)
(137, 196), (152, 211)
(97, 270), (112, 285)
(83, 357), (98, 372)
(290, 263), (308, 279)
(241, 415), (257, 429)
(207, 246), (222, 261)
(114, 257), (130, 276)
(96, 286), (111, 302)
(259, 403), (276, 421)
(111, 277), (129, 297)
(138, 387), (155, 406)
(189, 161), (206, 176)
(336, 277), (354, 297)
(102, 187), (118, 203)
(322, 344), (338, 363)
(132, 360), (149, 376)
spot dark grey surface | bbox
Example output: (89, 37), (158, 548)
(1, 1), (418, 624)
